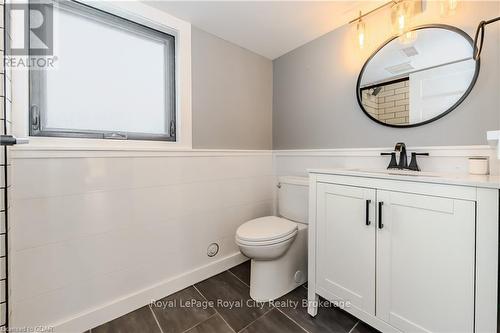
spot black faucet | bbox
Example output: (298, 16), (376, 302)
(381, 143), (429, 171)
(394, 142), (407, 169)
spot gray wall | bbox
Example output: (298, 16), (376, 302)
(273, 1), (500, 149)
(192, 27), (273, 149)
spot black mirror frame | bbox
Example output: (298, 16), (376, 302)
(356, 24), (481, 128)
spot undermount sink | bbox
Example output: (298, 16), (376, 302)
(347, 169), (441, 177)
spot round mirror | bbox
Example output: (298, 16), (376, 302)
(357, 25), (480, 128)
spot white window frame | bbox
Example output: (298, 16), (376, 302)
(11, 0), (192, 150)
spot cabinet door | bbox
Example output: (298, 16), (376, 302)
(376, 190), (475, 333)
(316, 183), (376, 315)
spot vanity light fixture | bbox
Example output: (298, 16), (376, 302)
(391, 0), (413, 37)
(356, 11), (366, 49)
(349, 3), (396, 49)
(350, 0), (421, 49)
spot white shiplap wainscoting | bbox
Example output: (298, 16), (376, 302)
(8, 144), (499, 332)
(274, 146), (499, 177)
(9, 149), (275, 332)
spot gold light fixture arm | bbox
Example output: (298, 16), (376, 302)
(348, 1), (398, 24)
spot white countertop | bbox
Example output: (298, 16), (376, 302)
(308, 168), (500, 189)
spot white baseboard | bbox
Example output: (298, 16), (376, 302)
(53, 252), (247, 333)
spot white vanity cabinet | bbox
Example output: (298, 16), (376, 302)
(308, 170), (500, 333)
(316, 183), (376, 315)
(376, 190), (475, 332)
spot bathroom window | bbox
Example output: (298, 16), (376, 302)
(30, 1), (177, 141)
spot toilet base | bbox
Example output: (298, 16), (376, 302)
(249, 225), (307, 302)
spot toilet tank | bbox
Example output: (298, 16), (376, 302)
(278, 176), (309, 224)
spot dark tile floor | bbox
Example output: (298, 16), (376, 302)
(89, 261), (379, 333)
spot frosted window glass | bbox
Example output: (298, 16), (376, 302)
(32, 2), (176, 140)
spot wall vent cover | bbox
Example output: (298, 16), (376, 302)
(401, 46), (419, 57)
(385, 62), (414, 74)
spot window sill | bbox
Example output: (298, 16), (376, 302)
(10, 137), (272, 159)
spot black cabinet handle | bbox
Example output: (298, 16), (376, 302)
(378, 202), (384, 229)
(365, 200), (371, 226)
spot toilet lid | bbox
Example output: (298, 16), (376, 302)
(236, 216), (298, 243)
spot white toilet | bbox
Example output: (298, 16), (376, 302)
(235, 176), (308, 302)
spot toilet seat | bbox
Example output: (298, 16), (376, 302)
(236, 216), (298, 246)
(236, 229), (298, 246)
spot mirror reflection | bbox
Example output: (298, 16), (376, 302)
(358, 26), (478, 127)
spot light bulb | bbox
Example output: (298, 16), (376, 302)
(398, 13), (406, 31)
(357, 19), (366, 49)
(391, 0), (413, 36)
